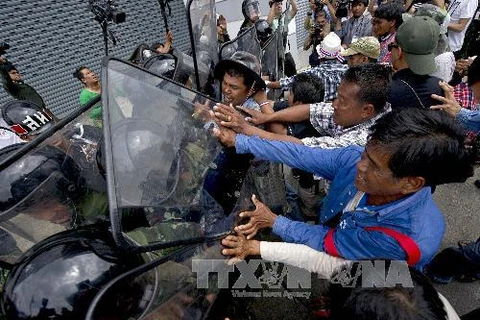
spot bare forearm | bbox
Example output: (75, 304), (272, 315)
(303, 36), (313, 50)
(261, 101), (286, 134)
(448, 19), (470, 33)
(267, 81), (281, 89)
(244, 125), (302, 144)
(269, 104), (310, 123)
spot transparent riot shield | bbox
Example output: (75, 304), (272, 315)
(219, 26), (262, 60)
(0, 98), (107, 268)
(186, 0), (218, 91)
(262, 33), (281, 101)
(85, 241), (229, 320)
(102, 58), (258, 253)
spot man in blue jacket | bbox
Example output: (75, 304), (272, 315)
(214, 109), (473, 269)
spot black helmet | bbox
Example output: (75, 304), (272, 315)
(255, 19), (273, 43)
(242, 0), (261, 21)
(142, 53), (177, 80)
(2, 225), (156, 320)
(0, 143), (85, 226)
(1, 100), (54, 138)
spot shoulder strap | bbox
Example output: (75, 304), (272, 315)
(324, 226), (422, 266)
(400, 79), (426, 109)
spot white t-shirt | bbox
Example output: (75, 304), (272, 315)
(447, 0), (479, 52)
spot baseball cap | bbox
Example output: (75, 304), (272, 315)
(341, 36), (380, 60)
(396, 16), (440, 75)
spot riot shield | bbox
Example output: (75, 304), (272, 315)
(85, 241), (228, 320)
(186, 0), (218, 91)
(101, 58), (256, 253)
(219, 26), (262, 60)
(0, 98), (107, 268)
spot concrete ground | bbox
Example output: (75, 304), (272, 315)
(432, 170), (480, 315)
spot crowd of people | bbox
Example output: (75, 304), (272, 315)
(0, 0), (480, 319)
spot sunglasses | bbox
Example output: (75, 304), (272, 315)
(388, 42), (399, 52)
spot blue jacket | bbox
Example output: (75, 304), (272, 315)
(236, 135), (445, 269)
(457, 108), (480, 132)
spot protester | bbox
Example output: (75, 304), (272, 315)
(215, 64), (391, 220)
(372, 2), (404, 64)
(269, 36), (380, 102)
(407, 4), (455, 82)
(214, 109), (474, 269)
(430, 57), (480, 131)
(388, 15), (444, 109)
(215, 64), (390, 149)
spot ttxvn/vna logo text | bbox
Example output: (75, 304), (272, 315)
(192, 259), (413, 293)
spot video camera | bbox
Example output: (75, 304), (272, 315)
(0, 42), (10, 55)
(314, 0), (324, 8)
(314, 23), (323, 35)
(336, 0), (350, 18)
(88, 0), (126, 24)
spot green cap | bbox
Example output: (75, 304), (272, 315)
(396, 16), (440, 75)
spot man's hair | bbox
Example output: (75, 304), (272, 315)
(342, 63), (391, 113)
(73, 66), (88, 82)
(328, 261), (448, 320)
(468, 57), (480, 86)
(314, 8), (327, 18)
(224, 68), (259, 92)
(368, 109), (474, 186)
(290, 73), (325, 104)
(374, 2), (405, 29)
(5, 65), (17, 73)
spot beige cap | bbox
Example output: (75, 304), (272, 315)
(341, 36), (381, 60)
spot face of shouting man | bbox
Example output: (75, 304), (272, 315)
(221, 71), (251, 106)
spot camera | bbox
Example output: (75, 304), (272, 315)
(88, 0), (126, 24)
(314, 23), (323, 35)
(336, 0), (350, 18)
(0, 42), (10, 55)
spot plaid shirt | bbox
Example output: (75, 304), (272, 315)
(378, 32), (395, 65)
(301, 102), (392, 148)
(454, 82), (475, 110)
(279, 63), (348, 102)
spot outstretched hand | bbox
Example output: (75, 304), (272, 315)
(430, 81), (462, 118)
(212, 126), (237, 147)
(213, 103), (256, 134)
(221, 232), (260, 265)
(233, 194), (277, 239)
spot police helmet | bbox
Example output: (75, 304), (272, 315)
(255, 19), (273, 43)
(2, 225), (156, 319)
(142, 53), (177, 81)
(242, 0), (261, 21)
(2, 100), (54, 138)
(0, 143), (85, 226)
